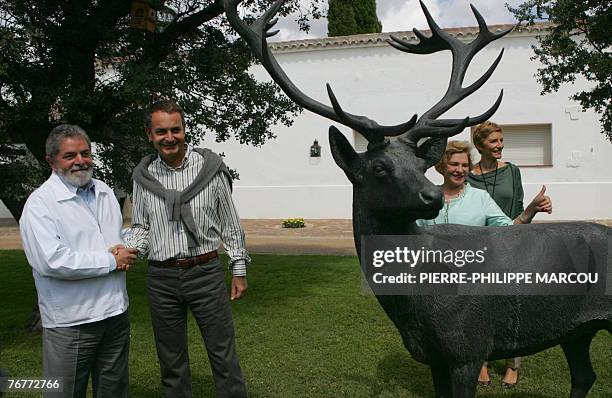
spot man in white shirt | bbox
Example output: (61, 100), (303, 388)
(19, 124), (138, 398)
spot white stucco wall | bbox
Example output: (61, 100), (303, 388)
(205, 29), (611, 220)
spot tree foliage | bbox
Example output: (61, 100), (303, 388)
(327, 0), (357, 36)
(0, 0), (323, 220)
(353, 0), (381, 34)
(507, 1), (611, 140)
(328, 0), (381, 37)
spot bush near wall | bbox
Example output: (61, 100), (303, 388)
(282, 218), (305, 228)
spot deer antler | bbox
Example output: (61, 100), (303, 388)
(222, 0), (417, 146)
(388, 1), (512, 142)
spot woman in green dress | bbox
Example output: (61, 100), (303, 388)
(467, 121), (552, 388)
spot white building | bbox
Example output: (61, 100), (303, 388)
(2, 23), (609, 222)
(206, 23), (611, 221)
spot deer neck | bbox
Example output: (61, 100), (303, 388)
(351, 195), (422, 335)
(351, 194), (420, 258)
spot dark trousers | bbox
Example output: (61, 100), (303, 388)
(146, 257), (246, 398)
(42, 311), (130, 398)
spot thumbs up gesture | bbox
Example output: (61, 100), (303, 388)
(523, 185), (552, 221)
(517, 185), (553, 224)
(530, 185), (552, 214)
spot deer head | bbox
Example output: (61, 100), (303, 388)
(223, 0), (511, 227)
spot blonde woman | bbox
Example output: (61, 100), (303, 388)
(416, 141), (548, 227)
(416, 140), (552, 388)
(468, 122), (552, 387)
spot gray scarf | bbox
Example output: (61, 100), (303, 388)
(132, 148), (232, 248)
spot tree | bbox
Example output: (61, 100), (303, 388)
(1, 0), (325, 333)
(507, 1), (611, 140)
(0, 0), (324, 221)
(328, 0), (382, 37)
(353, 0), (381, 34)
(327, 0), (358, 36)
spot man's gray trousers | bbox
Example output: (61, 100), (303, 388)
(146, 257), (246, 398)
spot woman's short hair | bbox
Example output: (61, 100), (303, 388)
(471, 121), (502, 152)
(434, 140), (473, 175)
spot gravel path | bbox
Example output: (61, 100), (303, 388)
(2, 218), (610, 255)
(0, 219), (357, 255)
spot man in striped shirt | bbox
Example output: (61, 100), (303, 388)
(127, 100), (249, 398)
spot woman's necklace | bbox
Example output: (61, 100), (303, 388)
(444, 200), (450, 224)
(441, 184), (465, 224)
(479, 161), (498, 200)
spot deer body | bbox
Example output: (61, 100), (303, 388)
(353, 192), (611, 397)
(377, 288), (611, 362)
(335, 134), (611, 397)
(224, 0), (611, 395)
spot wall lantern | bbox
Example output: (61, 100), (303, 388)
(310, 139), (321, 158)
(309, 139), (321, 165)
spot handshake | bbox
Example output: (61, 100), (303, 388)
(109, 245), (138, 271)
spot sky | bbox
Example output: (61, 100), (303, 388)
(270, 0), (526, 42)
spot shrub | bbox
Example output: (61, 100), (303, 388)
(282, 218), (305, 228)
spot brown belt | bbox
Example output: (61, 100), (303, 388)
(149, 251), (218, 269)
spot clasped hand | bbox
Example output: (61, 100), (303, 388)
(109, 244), (138, 271)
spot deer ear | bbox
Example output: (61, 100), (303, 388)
(329, 126), (359, 182)
(416, 137), (448, 169)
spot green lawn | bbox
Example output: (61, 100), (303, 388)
(0, 250), (610, 397)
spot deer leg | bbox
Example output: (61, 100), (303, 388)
(448, 362), (480, 398)
(561, 333), (597, 398)
(430, 363), (451, 398)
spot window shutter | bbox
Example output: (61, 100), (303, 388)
(501, 124), (552, 166)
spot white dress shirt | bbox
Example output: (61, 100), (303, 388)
(19, 172), (129, 328)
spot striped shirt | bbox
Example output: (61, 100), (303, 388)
(127, 146), (249, 276)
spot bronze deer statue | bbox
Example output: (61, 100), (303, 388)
(223, 1), (612, 396)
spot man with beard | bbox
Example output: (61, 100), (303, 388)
(19, 124), (137, 398)
(126, 100), (248, 397)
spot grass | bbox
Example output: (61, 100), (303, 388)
(0, 250), (610, 397)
